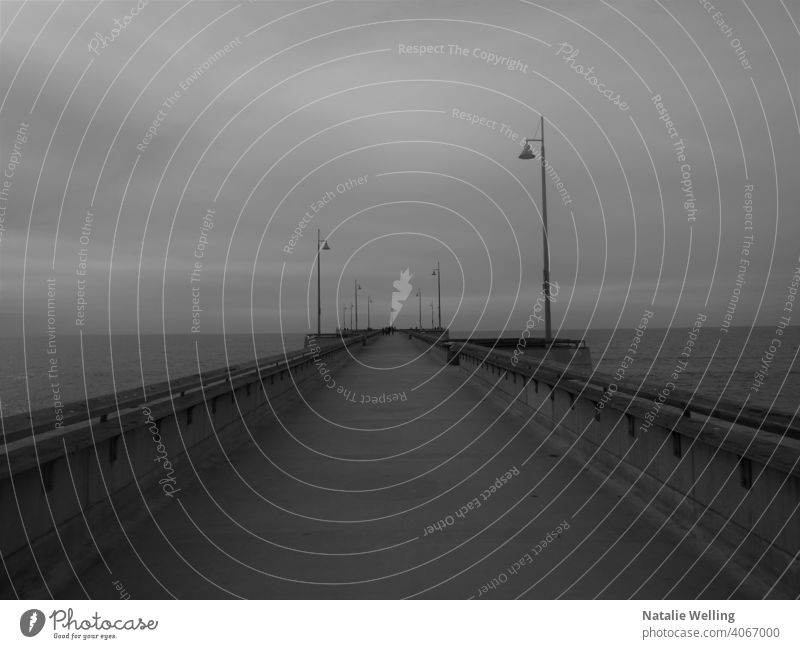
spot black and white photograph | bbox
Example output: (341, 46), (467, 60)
(0, 0), (798, 645)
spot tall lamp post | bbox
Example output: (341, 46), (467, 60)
(431, 261), (441, 329)
(349, 303), (354, 330)
(316, 229), (330, 336)
(430, 301), (434, 329)
(416, 288), (422, 329)
(367, 297), (373, 330)
(354, 281), (362, 331)
(519, 114), (552, 343)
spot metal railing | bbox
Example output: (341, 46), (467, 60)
(409, 330), (800, 441)
(1, 332), (380, 445)
(450, 336), (587, 349)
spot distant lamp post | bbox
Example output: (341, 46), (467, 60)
(350, 303), (354, 330)
(431, 261), (442, 329)
(430, 301), (434, 329)
(367, 297), (373, 330)
(519, 114), (552, 343)
(354, 281), (362, 331)
(316, 229), (330, 336)
(416, 288), (422, 329)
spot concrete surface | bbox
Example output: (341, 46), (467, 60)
(56, 334), (757, 599)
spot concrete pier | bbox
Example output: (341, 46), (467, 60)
(44, 334), (772, 599)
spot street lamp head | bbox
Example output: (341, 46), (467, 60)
(431, 269), (437, 276)
(518, 141), (536, 160)
(321, 240), (330, 250)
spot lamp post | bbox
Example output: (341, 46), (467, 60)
(350, 303), (354, 330)
(316, 229), (330, 336)
(354, 280), (362, 331)
(431, 261), (441, 329)
(519, 114), (552, 343)
(416, 288), (422, 329)
(430, 301), (434, 329)
(367, 297), (373, 330)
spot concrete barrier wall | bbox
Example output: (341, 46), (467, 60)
(0, 334), (377, 597)
(410, 332), (800, 597)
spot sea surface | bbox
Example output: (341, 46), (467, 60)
(1, 326), (797, 419)
(453, 326), (800, 415)
(0, 333), (306, 419)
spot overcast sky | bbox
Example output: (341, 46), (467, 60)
(1, 0), (798, 335)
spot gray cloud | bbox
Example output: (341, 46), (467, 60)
(1, 0), (797, 335)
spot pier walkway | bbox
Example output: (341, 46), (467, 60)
(58, 334), (754, 599)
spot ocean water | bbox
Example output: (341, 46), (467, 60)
(0, 333), (307, 419)
(1, 327), (797, 420)
(454, 326), (800, 415)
